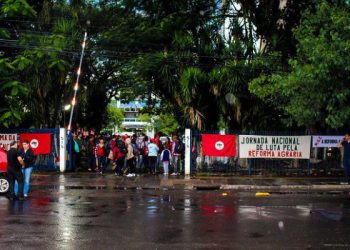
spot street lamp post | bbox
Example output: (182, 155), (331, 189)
(66, 31), (87, 171)
(67, 31), (87, 132)
(63, 104), (71, 128)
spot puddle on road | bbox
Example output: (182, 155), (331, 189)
(1, 189), (350, 247)
(310, 208), (343, 221)
(249, 232), (265, 238)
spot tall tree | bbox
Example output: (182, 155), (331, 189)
(250, 1), (350, 130)
(0, 0), (36, 127)
(1, 0), (338, 132)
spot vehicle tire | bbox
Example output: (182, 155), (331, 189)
(0, 177), (9, 194)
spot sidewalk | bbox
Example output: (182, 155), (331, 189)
(30, 172), (350, 192)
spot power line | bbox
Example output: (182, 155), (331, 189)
(0, 43), (289, 71)
(0, 27), (83, 39)
(0, 32), (291, 73)
(0, 17), (100, 29)
(0, 38), (288, 61)
(0, 17), (262, 49)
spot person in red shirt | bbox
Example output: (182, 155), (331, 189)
(95, 138), (107, 174)
(114, 137), (126, 176)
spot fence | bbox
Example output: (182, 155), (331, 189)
(0, 128), (60, 171)
(190, 130), (343, 176)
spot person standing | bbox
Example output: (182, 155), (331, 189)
(154, 133), (162, 168)
(104, 137), (112, 171)
(338, 132), (350, 184)
(16, 140), (36, 198)
(87, 136), (96, 171)
(109, 135), (117, 171)
(114, 138), (126, 176)
(125, 138), (136, 177)
(171, 136), (183, 175)
(7, 141), (24, 201)
(131, 135), (139, 170)
(95, 138), (108, 174)
(160, 143), (171, 175)
(147, 139), (159, 174)
(139, 136), (149, 173)
(76, 133), (85, 170)
(72, 134), (81, 172)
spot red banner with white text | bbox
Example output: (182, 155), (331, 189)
(202, 134), (237, 157)
(20, 133), (51, 155)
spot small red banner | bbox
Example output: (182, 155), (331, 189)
(202, 134), (237, 157)
(20, 133), (51, 155)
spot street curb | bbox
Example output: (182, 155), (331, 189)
(29, 173), (350, 191)
(30, 183), (350, 192)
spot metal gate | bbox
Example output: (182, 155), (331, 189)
(191, 130), (343, 176)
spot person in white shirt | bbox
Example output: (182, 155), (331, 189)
(147, 139), (159, 174)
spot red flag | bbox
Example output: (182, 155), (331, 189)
(20, 133), (51, 155)
(202, 134), (237, 157)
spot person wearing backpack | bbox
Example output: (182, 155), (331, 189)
(116, 137), (128, 155)
(114, 137), (126, 176)
(139, 136), (149, 173)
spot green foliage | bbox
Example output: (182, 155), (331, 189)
(217, 116), (228, 131)
(1, 0), (341, 132)
(154, 113), (178, 135)
(106, 105), (124, 130)
(0, 80), (29, 96)
(0, 0), (36, 127)
(250, 1), (350, 129)
(0, 108), (23, 127)
(17, 26), (79, 127)
(180, 67), (206, 103)
(137, 113), (153, 131)
(12, 56), (32, 71)
(1, 0), (36, 17)
(138, 113), (152, 123)
(0, 28), (10, 38)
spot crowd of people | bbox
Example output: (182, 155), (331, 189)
(71, 133), (185, 177)
(3, 132), (185, 201)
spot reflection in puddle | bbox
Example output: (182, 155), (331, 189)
(199, 193), (235, 218)
(1, 188), (350, 249)
(296, 205), (311, 217)
(310, 208), (343, 221)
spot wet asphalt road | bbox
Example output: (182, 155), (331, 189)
(0, 187), (350, 250)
